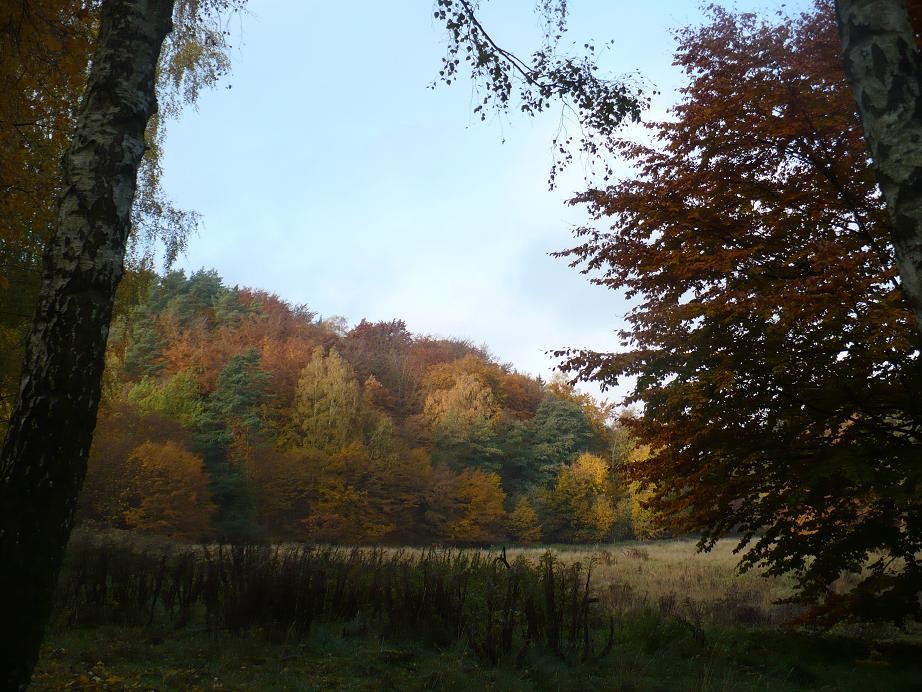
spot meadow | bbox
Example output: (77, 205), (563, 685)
(28, 533), (922, 691)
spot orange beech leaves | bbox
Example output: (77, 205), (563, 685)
(424, 466), (507, 544)
(558, 1), (922, 623)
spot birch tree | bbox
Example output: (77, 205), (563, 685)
(0, 1), (175, 687)
(836, 0), (922, 336)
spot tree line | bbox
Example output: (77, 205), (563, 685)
(77, 268), (656, 546)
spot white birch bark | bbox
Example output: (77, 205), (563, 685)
(0, 2), (174, 688)
(836, 0), (922, 338)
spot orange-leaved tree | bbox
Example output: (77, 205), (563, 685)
(557, 1), (922, 624)
(424, 466), (507, 544)
(121, 440), (215, 540)
(79, 403), (214, 540)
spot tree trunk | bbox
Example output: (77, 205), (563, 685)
(836, 0), (922, 337)
(0, 1), (174, 688)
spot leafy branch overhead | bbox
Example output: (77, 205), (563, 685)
(433, 0), (650, 186)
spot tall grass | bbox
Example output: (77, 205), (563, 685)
(56, 535), (616, 665)
(37, 535), (922, 691)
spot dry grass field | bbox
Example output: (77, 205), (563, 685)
(510, 541), (801, 630)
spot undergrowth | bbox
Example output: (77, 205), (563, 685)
(56, 536), (613, 666)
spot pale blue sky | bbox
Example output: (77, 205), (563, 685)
(161, 0), (815, 403)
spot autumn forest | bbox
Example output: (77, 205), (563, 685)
(2, 0), (922, 689)
(77, 268), (641, 547)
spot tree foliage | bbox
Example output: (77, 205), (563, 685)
(128, 369), (204, 428)
(425, 466), (507, 544)
(433, 0), (649, 186)
(557, 1), (922, 623)
(506, 496), (543, 544)
(73, 269), (624, 548)
(528, 395), (595, 488)
(295, 347), (361, 453)
(82, 407), (215, 538)
(542, 452), (616, 543)
(0, 1), (625, 685)
(121, 440), (215, 539)
(0, 1), (241, 433)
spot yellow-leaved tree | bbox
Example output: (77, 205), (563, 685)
(543, 452), (616, 543)
(425, 467), (506, 544)
(626, 445), (667, 540)
(294, 347), (361, 452)
(506, 496), (542, 544)
(424, 370), (497, 431)
(424, 357), (504, 474)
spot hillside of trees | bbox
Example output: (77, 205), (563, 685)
(6, 0), (922, 687)
(78, 268), (646, 545)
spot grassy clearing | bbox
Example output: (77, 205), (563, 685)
(508, 541), (799, 628)
(30, 536), (922, 690)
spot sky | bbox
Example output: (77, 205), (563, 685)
(160, 0), (815, 405)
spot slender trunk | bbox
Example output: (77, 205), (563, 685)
(836, 0), (922, 337)
(0, 1), (173, 688)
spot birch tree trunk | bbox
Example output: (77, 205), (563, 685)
(836, 0), (922, 337)
(0, 1), (174, 688)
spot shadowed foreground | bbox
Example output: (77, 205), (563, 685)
(30, 535), (922, 690)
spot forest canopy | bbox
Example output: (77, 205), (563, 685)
(79, 268), (644, 546)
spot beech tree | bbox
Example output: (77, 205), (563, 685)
(424, 466), (506, 544)
(121, 440), (215, 539)
(542, 452), (616, 543)
(344, 319), (417, 415)
(557, 1), (922, 623)
(506, 496), (543, 543)
(244, 445), (323, 539)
